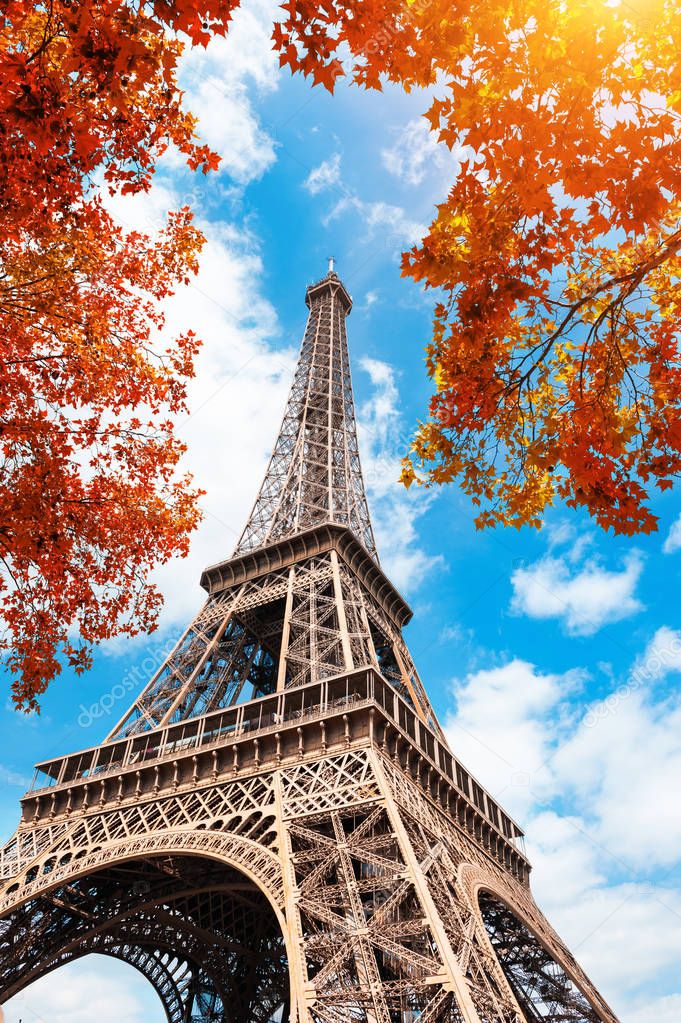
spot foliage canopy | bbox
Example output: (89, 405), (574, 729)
(0, 0), (235, 707)
(3, 0), (681, 706)
(275, 0), (681, 536)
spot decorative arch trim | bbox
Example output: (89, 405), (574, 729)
(0, 829), (285, 922)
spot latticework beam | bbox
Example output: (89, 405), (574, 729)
(236, 272), (375, 558)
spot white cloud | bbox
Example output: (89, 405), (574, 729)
(181, 76), (276, 183)
(324, 196), (426, 246)
(357, 357), (442, 594)
(439, 622), (470, 644)
(445, 660), (580, 818)
(526, 811), (607, 907)
(528, 815), (681, 1008)
(303, 153), (342, 195)
(3, 956), (163, 1023)
(630, 995), (681, 1023)
(663, 513), (681, 553)
(0, 764), (30, 788)
(104, 184), (296, 633)
(307, 132), (434, 246)
(543, 519), (576, 549)
(381, 117), (461, 186)
(510, 549), (644, 635)
(447, 632), (681, 868)
(444, 632), (681, 1015)
(172, 0), (280, 184)
(631, 625), (681, 683)
(150, 223), (296, 627)
(359, 356), (403, 467)
(552, 686), (681, 867)
(373, 501), (443, 594)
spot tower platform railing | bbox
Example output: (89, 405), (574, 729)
(15, 668), (528, 878)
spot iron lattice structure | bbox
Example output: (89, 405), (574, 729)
(0, 268), (620, 1023)
(235, 273), (376, 559)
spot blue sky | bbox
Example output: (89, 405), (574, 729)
(3, 1), (681, 1019)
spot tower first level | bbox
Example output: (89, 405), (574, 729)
(1, 672), (615, 1023)
(0, 268), (620, 1023)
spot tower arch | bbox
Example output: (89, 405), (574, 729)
(0, 850), (290, 1023)
(476, 886), (603, 1023)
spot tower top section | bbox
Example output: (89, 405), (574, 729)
(305, 267), (352, 313)
(234, 267), (377, 560)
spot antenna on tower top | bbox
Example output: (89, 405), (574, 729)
(328, 256), (335, 274)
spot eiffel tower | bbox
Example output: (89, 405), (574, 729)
(0, 265), (620, 1023)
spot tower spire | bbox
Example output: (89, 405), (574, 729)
(235, 267), (376, 559)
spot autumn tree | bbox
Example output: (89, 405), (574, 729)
(0, 0), (237, 709)
(274, 0), (681, 536)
